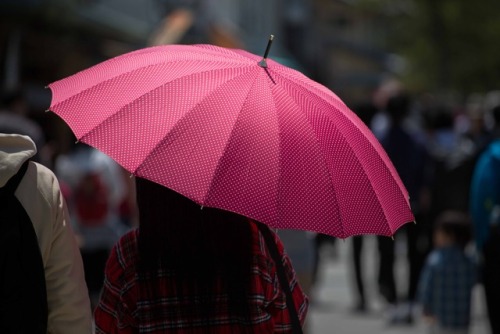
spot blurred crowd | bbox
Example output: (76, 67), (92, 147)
(252, 79), (500, 333)
(2, 77), (500, 333)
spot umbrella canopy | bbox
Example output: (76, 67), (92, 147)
(48, 42), (414, 238)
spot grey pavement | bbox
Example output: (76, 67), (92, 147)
(306, 236), (490, 334)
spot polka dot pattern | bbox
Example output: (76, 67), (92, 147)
(48, 44), (414, 238)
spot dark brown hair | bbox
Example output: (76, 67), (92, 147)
(435, 210), (472, 249)
(135, 177), (253, 332)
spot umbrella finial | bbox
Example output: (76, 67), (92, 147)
(258, 35), (274, 68)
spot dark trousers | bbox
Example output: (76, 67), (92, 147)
(377, 235), (397, 304)
(352, 236), (366, 306)
(377, 220), (431, 304)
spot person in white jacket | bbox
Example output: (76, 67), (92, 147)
(0, 133), (92, 334)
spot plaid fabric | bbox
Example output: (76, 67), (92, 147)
(418, 246), (477, 330)
(94, 222), (308, 333)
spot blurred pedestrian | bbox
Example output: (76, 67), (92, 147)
(417, 211), (477, 334)
(0, 133), (92, 333)
(0, 89), (46, 163)
(350, 102), (379, 313)
(492, 104), (500, 139)
(55, 142), (130, 309)
(469, 138), (500, 334)
(423, 104), (476, 219)
(376, 93), (431, 324)
(483, 90), (500, 139)
(463, 94), (492, 153)
(94, 177), (309, 333)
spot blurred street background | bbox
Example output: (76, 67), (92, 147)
(307, 236), (489, 333)
(3, 0), (500, 152)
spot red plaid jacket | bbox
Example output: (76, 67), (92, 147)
(94, 222), (308, 333)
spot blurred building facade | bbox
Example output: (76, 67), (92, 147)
(0, 0), (402, 145)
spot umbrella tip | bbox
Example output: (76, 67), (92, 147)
(258, 34), (275, 68)
(45, 109), (50, 113)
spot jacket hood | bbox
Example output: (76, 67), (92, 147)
(0, 133), (37, 187)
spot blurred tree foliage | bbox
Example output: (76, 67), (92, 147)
(354, 0), (500, 94)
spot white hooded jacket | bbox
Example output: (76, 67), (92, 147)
(0, 133), (92, 334)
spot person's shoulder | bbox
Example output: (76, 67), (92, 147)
(23, 161), (61, 204)
(251, 222), (284, 257)
(103, 229), (139, 282)
(426, 249), (444, 267)
(115, 229), (139, 253)
(250, 222), (276, 271)
(483, 139), (500, 163)
(114, 229), (139, 264)
(31, 161), (56, 180)
(251, 222), (266, 257)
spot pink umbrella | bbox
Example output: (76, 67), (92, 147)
(48, 39), (414, 238)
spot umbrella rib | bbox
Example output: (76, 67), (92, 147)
(51, 56), (253, 111)
(273, 69), (407, 201)
(282, 69), (408, 196)
(201, 71), (262, 205)
(76, 65), (255, 145)
(271, 84), (347, 238)
(275, 77), (397, 237)
(134, 69), (260, 181)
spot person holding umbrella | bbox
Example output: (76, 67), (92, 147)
(46, 39), (416, 333)
(94, 177), (309, 333)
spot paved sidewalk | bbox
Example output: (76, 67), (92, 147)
(306, 236), (489, 334)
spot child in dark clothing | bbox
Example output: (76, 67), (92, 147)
(418, 211), (477, 334)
